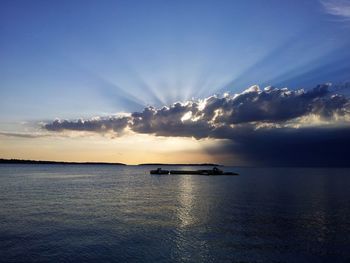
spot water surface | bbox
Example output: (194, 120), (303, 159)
(0, 164), (349, 262)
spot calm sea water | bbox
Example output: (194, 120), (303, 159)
(0, 164), (349, 262)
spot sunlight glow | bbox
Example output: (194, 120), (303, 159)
(0, 132), (218, 164)
(181, 111), (193, 122)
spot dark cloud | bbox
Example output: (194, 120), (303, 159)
(208, 126), (350, 167)
(44, 117), (130, 134)
(43, 84), (350, 166)
(130, 103), (211, 138)
(204, 84), (330, 124)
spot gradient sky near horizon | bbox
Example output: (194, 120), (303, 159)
(1, 0), (350, 165)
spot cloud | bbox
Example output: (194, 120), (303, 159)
(0, 131), (50, 139)
(44, 116), (130, 134)
(321, 0), (350, 20)
(127, 83), (349, 139)
(43, 83), (350, 166)
(207, 126), (350, 167)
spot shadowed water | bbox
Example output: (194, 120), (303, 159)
(0, 164), (349, 262)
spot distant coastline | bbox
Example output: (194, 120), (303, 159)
(0, 158), (126, 166)
(0, 159), (221, 166)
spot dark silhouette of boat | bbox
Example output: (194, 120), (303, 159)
(150, 168), (170, 174)
(150, 167), (238, 176)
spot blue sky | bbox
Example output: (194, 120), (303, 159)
(1, 0), (350, 122)
(1, 0), (350, 165)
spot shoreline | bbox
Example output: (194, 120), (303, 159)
(0, 158), (221, 166)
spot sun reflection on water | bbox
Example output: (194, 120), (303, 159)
(177, 175), (196, 228)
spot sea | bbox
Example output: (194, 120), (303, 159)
(0, 164), (349, 262)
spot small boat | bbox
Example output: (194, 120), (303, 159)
(150, 168), (169, 174)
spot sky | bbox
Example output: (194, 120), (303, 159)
(1, 0), (350, 165)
